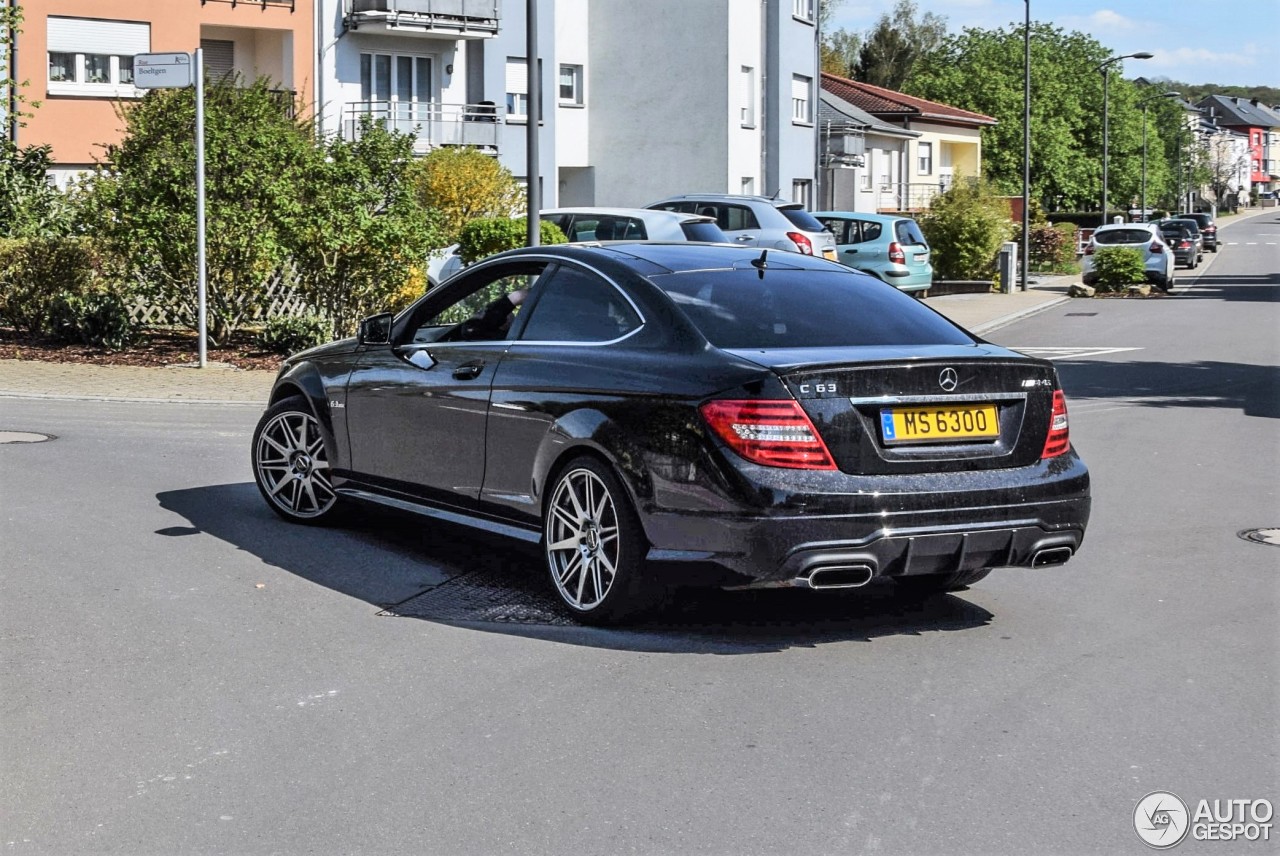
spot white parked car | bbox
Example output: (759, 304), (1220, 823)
(1080, 223), (1177, 291)
(425, 208), (728, 288)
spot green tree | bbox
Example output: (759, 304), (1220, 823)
(821, 28), (861, 78)
(405, 146), (524, 245)
(917, 179), (1013, 280)
(290, 118), (443, 338)
(1, 3), (39, 133)
(854, 0), (946, 90)
(84, 78), (313, 345)
(0, 140), (71, 237)
(908, 23), (1183, 212)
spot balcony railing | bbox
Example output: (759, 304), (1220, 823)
(344, 0), (500, 37)
(343, 101), (500, 152)
(864, 182), (946, 212)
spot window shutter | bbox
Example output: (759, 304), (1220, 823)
(505, 57), (527, 94)
(201, 40), (235, 79)
(48, 17), (150, 55)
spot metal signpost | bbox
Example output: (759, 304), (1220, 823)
(134, 50), (208, 368)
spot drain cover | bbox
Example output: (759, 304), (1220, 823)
(1238, 528), (1280, 547)
(380, 566), (579, 626)
(0, 431), (54, 444)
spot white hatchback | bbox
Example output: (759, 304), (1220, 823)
(1080, 223), (1177, 290)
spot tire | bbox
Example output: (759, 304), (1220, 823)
(893, 567), (992, 598)
(543, 456), (663, 625)
(252, 395), (343, 525)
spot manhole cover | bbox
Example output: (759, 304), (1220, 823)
(1238, 528), (1280, 547)
(0, 431), (54, 444)
(380, 566), (579, 626)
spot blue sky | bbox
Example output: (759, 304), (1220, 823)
(827, 0), (1280, 88)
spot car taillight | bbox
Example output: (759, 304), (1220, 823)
(1084, 243), (1095, 255)
(787, 231), (814, 254)
(1178, 240), (1191, 249)
(1041, 390), (1070, 459)
(1150, 241), (1163, 253)
(888, 241), (906, 264)
(700, 399), (836, 470)
(1205, 226), (1216, 233)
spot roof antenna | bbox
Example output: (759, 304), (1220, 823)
(750, 249), (769, 278)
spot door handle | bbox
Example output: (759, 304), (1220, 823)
(843, 248), (858, 254)
(453, 363), (484, 380)
(734, 235), (753, 242)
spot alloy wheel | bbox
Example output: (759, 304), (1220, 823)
(545, 467), (621, 611)
(254, 410), (336, 519)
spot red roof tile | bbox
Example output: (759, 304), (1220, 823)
(820, 73), (996, 126)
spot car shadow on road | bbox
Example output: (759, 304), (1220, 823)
(1178, 270), (1280, 302)
(156, 483), (994, 654)
(1058, 357), (1280, 419)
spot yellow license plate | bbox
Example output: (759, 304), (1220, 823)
(880, 404), (999, 444)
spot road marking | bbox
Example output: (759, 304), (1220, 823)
(1012, 346), (1143, 359)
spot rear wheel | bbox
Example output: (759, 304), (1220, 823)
(252, 396), (342, 524)
(893, 568), (992, 598)
(543, 456), (663, 625)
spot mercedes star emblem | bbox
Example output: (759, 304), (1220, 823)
(939, 367), (959, 392)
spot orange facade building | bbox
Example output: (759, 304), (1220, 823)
(13, 0), (313, 184)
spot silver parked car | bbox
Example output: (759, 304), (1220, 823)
(1081, 223), (1177, 290)
(646, 194), (837, 260)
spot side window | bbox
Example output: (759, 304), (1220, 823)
(519, 265), (642, 342)
(895, 219), (928, 246)
(859, 220), (883, 242)
(407, 262), (550, 343)
(722, 205), (760, 231)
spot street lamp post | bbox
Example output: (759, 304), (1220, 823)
(1021, 0), (1030, 291)
(1097, 51), (1153, 228)
(1140, 90), (1180, 221)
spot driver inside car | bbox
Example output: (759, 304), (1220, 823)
(461, 287), (529, 340)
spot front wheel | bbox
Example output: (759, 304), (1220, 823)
(893, 567), (992, 598)
(252, 396), (343, 524)
(543, 456), (662, 625)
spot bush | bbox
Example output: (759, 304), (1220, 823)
(1046, 211), (1130, 229)
(406, 148), (526, 244)
(47, 288), (139, 350)
(1091, 247), (1147, 292)
(918, 180), (1013, 280)
(257, 313), (332, 355)
(0, 236), (105, 334)
(458, 217), (567, 264)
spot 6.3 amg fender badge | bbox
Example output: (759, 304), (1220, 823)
(938, 367), (959, 392)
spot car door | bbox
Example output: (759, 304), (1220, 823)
(343, 260), (550, 506)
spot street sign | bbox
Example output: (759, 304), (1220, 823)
(134, 52), (193, 89)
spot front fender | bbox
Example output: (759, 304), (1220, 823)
(270, 362), (340, 467)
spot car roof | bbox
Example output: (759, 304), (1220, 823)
(541, 207), (714, 223)
(1094, 223), (1156, 232)
(493, 241), (842, 275)
(648, 193), (804, 210)
(811, 211), (912, 224)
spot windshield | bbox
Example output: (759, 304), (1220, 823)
(779, 207), (828, 233)
(653, 268), (973, 349)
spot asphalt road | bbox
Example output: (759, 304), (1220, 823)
(3, 213), (1277, 855)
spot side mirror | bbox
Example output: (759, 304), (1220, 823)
(358, 313), (393, 346)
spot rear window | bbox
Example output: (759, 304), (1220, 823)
(1094, 229), (1153, 245)
(1167, 219), (1200, 234)
(653, 268), (973, 349)
(894, 219), (928, 247)
(681, 221), (728, 242)
(779, 206), (827, 232)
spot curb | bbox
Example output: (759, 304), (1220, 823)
(970, 295), (1071, 335)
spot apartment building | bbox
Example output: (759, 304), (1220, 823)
(1198, 94), (1280, 197)
(317, 0), (819, 208)
(11, 0), (314, 186)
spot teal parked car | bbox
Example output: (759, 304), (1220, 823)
(812, 212), (934, 295)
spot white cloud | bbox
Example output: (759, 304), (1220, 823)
(1145, 46), (1258, 69)
(1059, 9), (1139, 32)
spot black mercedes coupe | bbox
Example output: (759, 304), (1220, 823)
(251, 243), (1090, 623)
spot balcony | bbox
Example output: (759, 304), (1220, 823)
(344, 0), (500, 39)
(343, 101), (500, 154)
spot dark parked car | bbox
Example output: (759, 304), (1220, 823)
(252, 244), (1091, 623)
(1162, 217), (1204, 266)
(1178, 212), (1219, 251)
(1157, 220), (1201, 269)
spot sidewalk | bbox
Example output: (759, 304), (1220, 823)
(0, 278), (1073, 405)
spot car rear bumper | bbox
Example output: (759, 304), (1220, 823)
(640, 453), (1091, 584)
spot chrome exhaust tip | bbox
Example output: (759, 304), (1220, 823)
(800, 564), (875, 590)
(1031, 546), (1074, 567)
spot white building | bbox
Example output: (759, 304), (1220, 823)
(315, 0), (818, 208)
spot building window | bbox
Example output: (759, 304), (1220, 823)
(740, 66), (755, 127)
(792, 179), (812, 208)
(792, 0), (815, 21)
(791, 74), (811, 125)
(860, 168), (872, 190)
(558, 64), (583, 106)
(506, 57), (542, 121)
(359, 52), (433, 128)
(45, 17), (149, 96)
(917, 141), (933, 175)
